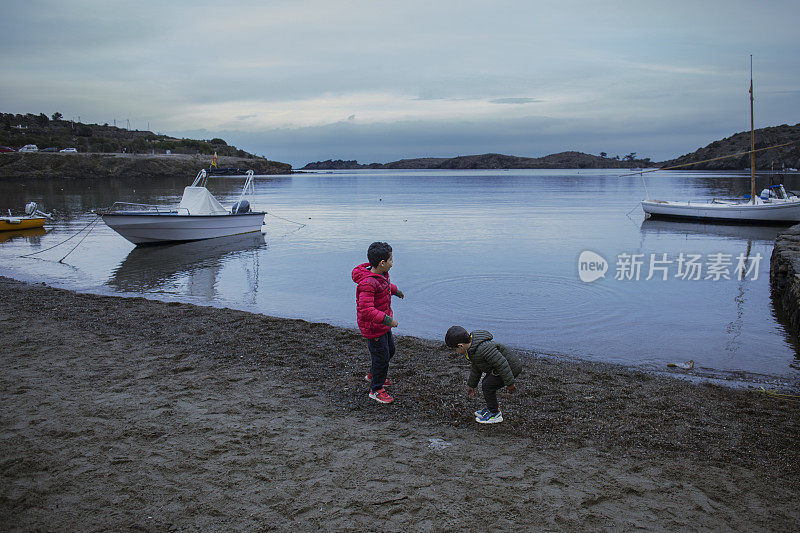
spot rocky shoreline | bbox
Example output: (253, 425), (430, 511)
(0, 152), (292, 179)
(1, 275), (798, 530)
(770, 224), (800, 340)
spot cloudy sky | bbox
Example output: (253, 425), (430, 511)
(1, 1), (798, 166)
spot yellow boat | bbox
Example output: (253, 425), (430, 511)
(0, 216), (47, 231)
(2, 202), (51, 232)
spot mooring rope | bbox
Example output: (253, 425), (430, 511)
(19, 214), (102, 259)
(264, 211), (307, 228)
(56, 216), (103, 263)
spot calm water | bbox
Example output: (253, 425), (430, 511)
(2, 169), (799, 384)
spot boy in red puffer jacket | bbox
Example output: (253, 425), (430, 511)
(352, 242), (404, 404)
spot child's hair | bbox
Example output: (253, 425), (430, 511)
(367, 241), (392, 267)
(445, 325), (470, 347)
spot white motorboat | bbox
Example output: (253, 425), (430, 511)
(639, 57), (800, 225)
(101, 169), (265, 245)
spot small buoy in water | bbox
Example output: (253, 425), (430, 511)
(667, 360), (694, 369)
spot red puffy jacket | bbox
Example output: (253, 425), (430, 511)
(352, 262), (398, 339)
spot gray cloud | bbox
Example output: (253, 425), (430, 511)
(490, 98), (542, 105)
(1, 1), (798, 167)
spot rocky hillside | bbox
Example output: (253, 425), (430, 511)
(302, 151), (653, 170)
(301, 159), (372, 170)
(1, 112), (258, 158)
(0, 153), (291, 179)
(663, 123), (800, 170)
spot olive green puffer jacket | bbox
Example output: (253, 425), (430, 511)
(466, 330), (522, 388)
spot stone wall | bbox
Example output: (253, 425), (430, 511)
(770, 224), (800, 335)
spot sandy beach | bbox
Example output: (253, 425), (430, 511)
(0, 275), (798, 531)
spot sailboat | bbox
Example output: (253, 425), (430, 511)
(640, 57), (800, 224)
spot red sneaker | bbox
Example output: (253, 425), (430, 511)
(368, 388), (394, 404)
(364, 373), (392, 387)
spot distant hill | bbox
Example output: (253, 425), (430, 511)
(302, 151), (654, 170)
(303, 123), (800, 171)
(0, 112), (262, 159)
(661, 123), (800, 170)
(0, 112), (292, 178)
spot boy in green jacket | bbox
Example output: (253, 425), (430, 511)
(445, 326), (522, 424)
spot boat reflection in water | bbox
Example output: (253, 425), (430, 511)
(640, 218), (782, 355)
(108, 232), (266, 301)
(0, 227), (47, 245)
(639, 219), (783, 243)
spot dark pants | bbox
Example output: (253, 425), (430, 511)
(367, 330), (395, 392)
(482, 372), (505, 413)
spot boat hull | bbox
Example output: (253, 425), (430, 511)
(0, 217), (46, 231)
(641, 200), (800, 224)
(101, 212), (266, 244)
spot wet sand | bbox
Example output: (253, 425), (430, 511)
(1, 275), (798, 530)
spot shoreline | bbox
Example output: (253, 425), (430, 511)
(4, 265), (797, 391)
(1, 275), (798, 529)
(0, 152), (293, 179)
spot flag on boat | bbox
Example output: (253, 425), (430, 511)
(211, 152), (218, 168)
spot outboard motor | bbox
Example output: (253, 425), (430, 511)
(23, 201), (53, 218)
(231, 199), (251, 214)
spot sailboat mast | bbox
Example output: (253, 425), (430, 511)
(750, 55), (756, 204)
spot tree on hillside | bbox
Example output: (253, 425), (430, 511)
(131, 137), (148, 152)
(600, 152), (607, 158)
(624, 152), (637, 161)
(36, 113), (49, 126)
(51, 112), (63, 121)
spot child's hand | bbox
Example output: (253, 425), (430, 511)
(506, 384), (517, 394)
(390, 318), (398, 327)
(466, 386), (475, 398)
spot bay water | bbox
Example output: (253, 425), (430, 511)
(1, 169), (798, 384)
